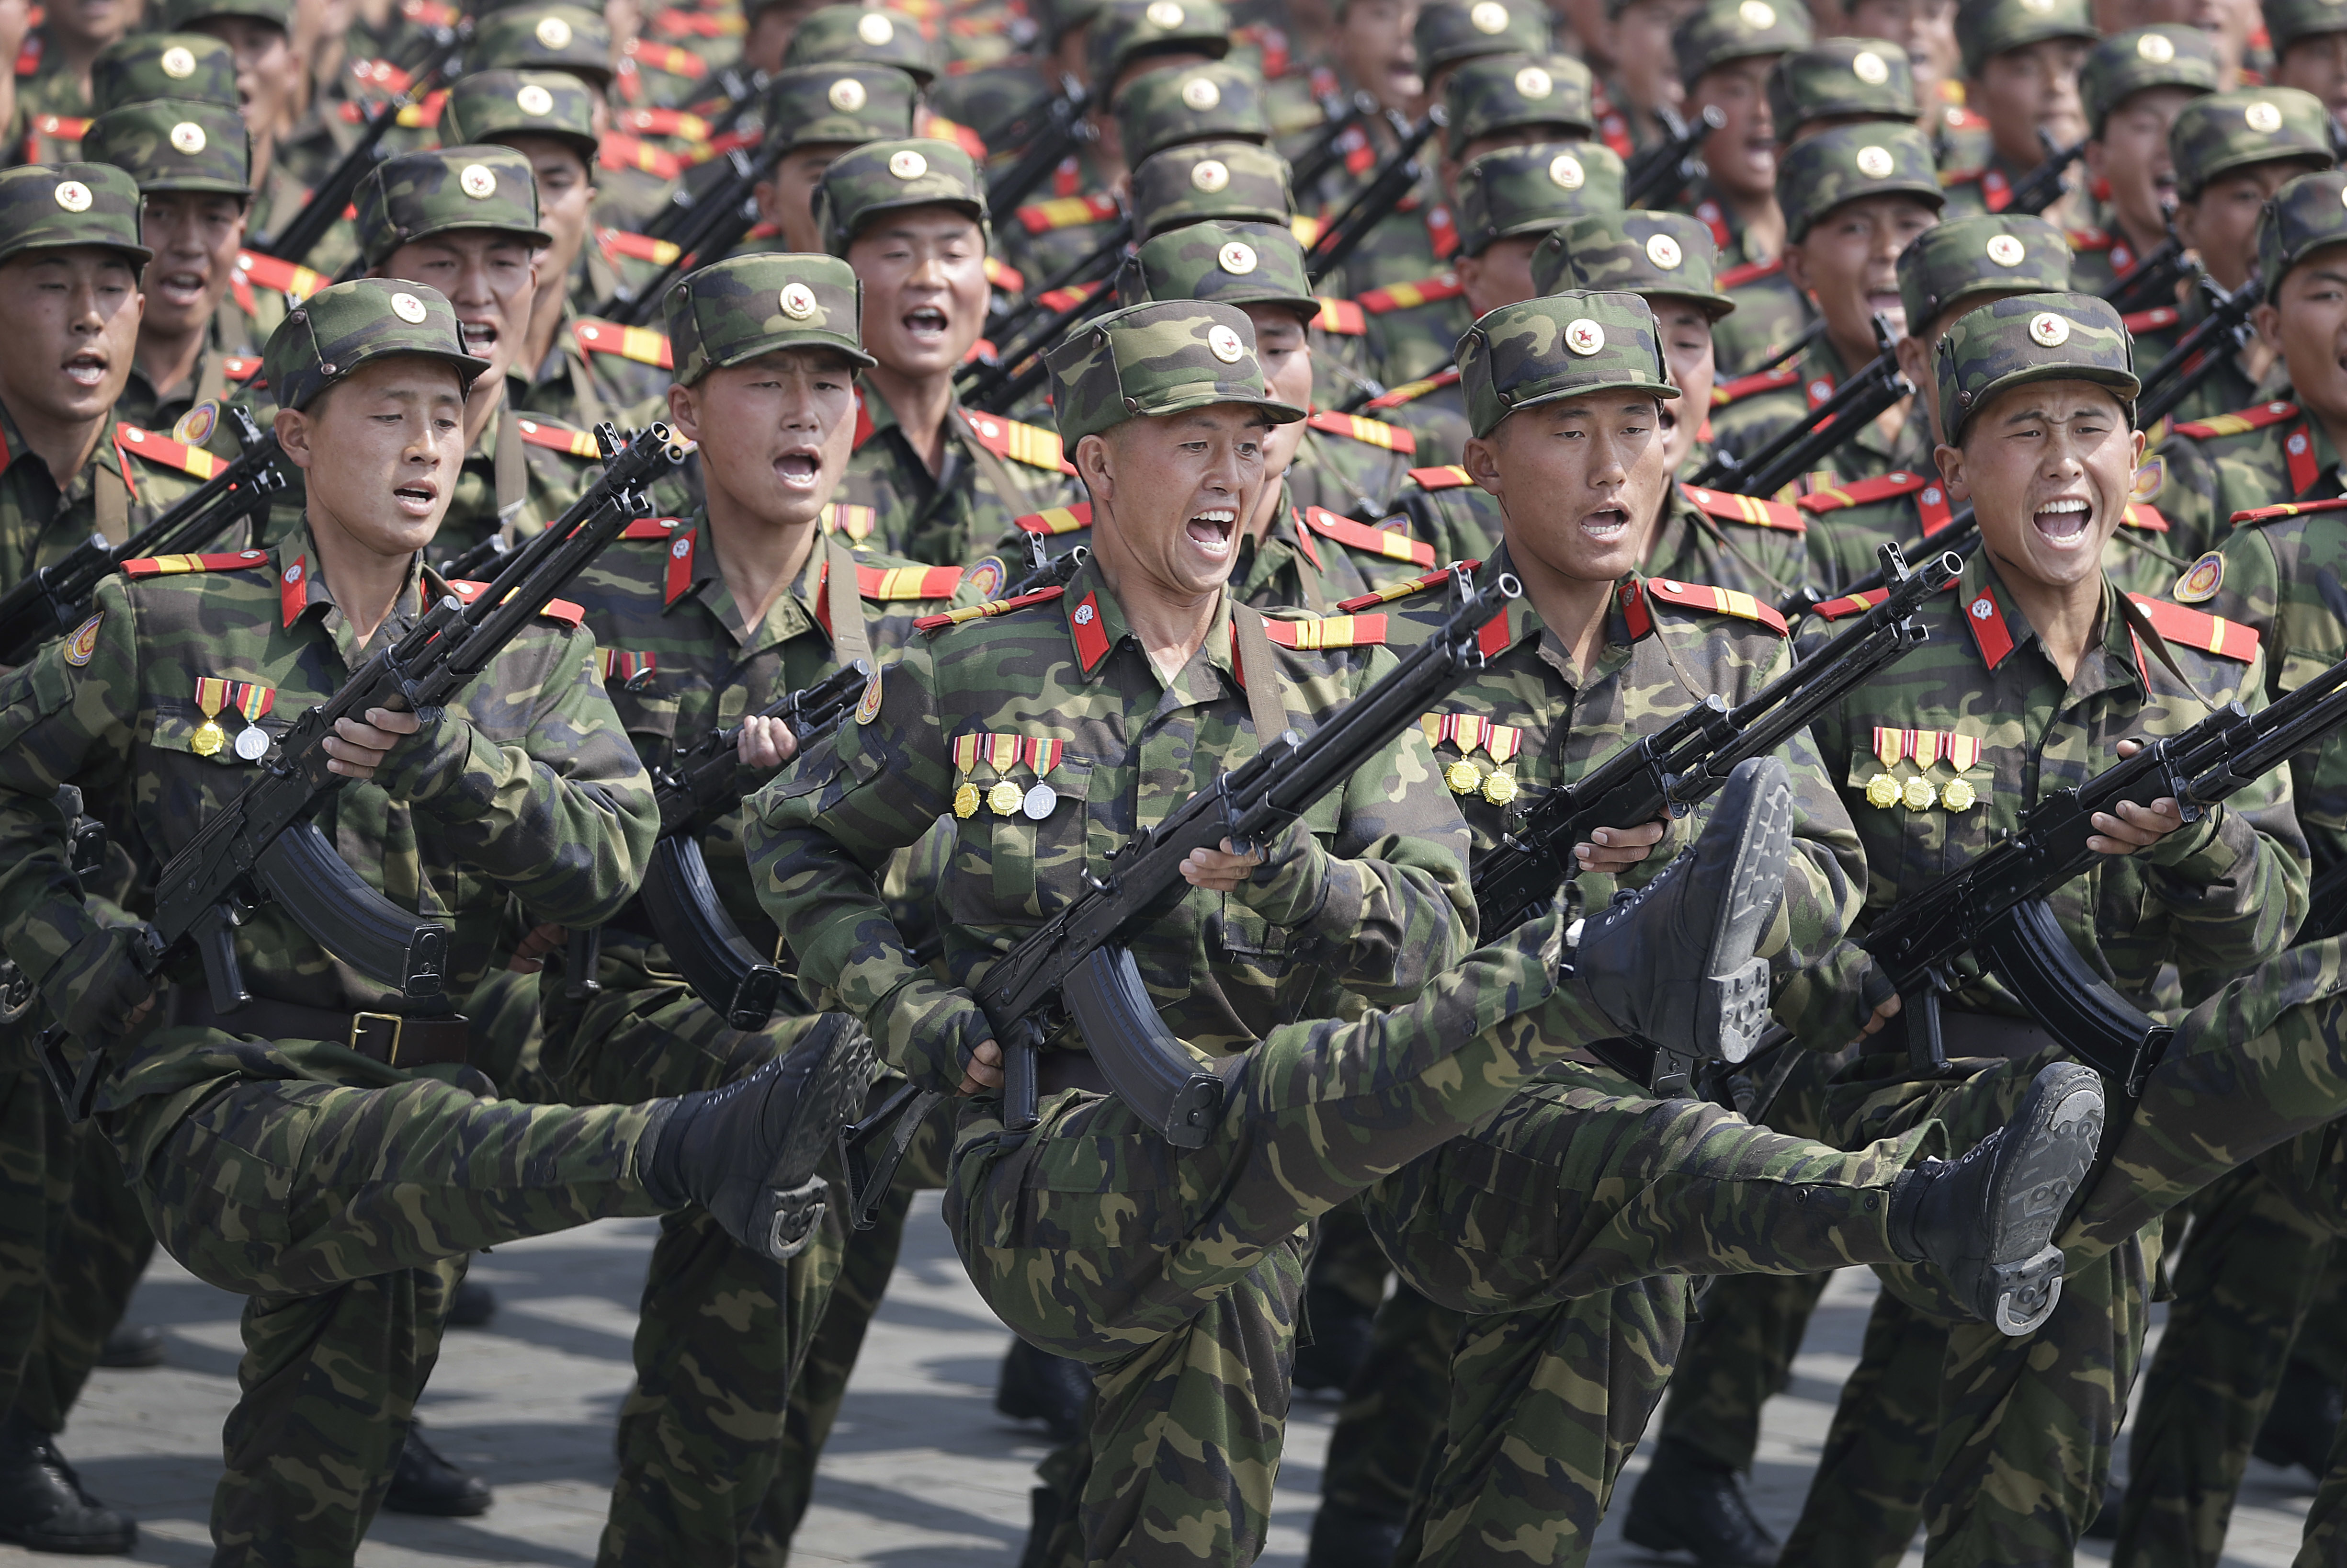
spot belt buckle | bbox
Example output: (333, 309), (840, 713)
(351, 1011), (405, 1065)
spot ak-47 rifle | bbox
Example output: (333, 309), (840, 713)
(596, 135), (793, 326)
(51, 425), (687, 1118)
(638, 69), (772, 246)
(1305, 107), (1444, 286)
(1691, 314), (1912, 497)
(0, 409), (287, 667)
(1861, 638), (2347, 1095)
(2102, 228), (2191, 320)
(961, 262), (1125, 413)
(835, 565), (1519, 1223)
(255, 23), (471, 265)
(1623, 103), (1726, 210)
(967, 211), (1131, 380)
(1288, 87), (1381, 197)
(2002, 128), (2088, 218)
(985, 75), (1093, 217)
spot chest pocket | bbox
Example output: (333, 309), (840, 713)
(1844, 734), (1996, 898)
(607, 674), (683, 757)
(949, 757), (1097, 926)
(149, 696), (282, 766)
(1212, 788), (1342, 965)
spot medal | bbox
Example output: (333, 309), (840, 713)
(988, 779), (1023, 816)
(1023, 782), (1058, 819)
(1940, 777), (1978, 812)
(1446, 759), (1483, 795)
(1902, 775), (1937, 812)
(1865, 774), (1900, 809)
(953, 782), (980, 818)
(234, 725), (272, 761)
(191, 719), (227, 756)
(1481, 768), (1518, 805)
(191, 674), (232, 757)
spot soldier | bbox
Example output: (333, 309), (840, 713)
(747, 64), (920, 256)
(11, 0), (136, 139)
(1777, 291), (2304, 1568)
(1114, 59), (1275, 173)
(1937, 0), (2096, 226)
(816, 138), (1085, 565)
(158, 0), (328, 279)
(1769, 35), (1922, 147)
(2272, 0), (2347, 128)
(2068, 26), (2218, 307)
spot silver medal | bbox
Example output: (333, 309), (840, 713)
(233, 726), (271, 761)
(1022, 782), (1058, 820)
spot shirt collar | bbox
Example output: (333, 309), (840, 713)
(1060, 554), (1241, 695)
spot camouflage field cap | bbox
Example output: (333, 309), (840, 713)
(355, 146), (553, 268)
(471, 4), (613, 80)
(1416, 0), (1551, 72)
(1088, 0), (1232, 93)
(782, 4), (944, 88)
(1043, 299), (1305, 449)
(83, 99), (251, 195)
(1675, 0), (1813, 89)
(1897, 213), (2071, 331)
(1130, 139), (1293, 237)
(765, 64), (920, 148)
(816, 136), (986, 254)
(91, 34), (238, 113)
(665, 253), (874, 385)
(2255, 170), (2347, 301)
(443, 69), (600, 166)
(1530, 211), (1735, 316)
(2268, 0), (2347, 52)
(1443, 53), (1596, 156)
(1460, 290), (1679, 439)
(2169, 87), (2335, 201)
(1117, 62), (1271, 165)
(2080, 26), (2219, 134)
(1119, 218), (1318, 318)
(1953, 0), (2096, 77)
(263, 278), (490, 413)
(1776, 120), (1942, 241)
(1933, 291), (2137, 443)
(159, 0), (289, 30)
(0, 163), (152, 270)
(1455, 141), (1626, 255)
(1768, 39), (1917, 135)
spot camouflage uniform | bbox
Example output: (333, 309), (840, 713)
(1936, 0), (2097, 224)
(1769, 37), (1917, 138)
(2064, 26), (2218, 307)
(1115, 61), (1272, 168)
(1443, 51), (1596, 153)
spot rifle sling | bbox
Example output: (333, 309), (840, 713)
(94, 463), (130, 547)
(1228, 601), (1293, 747)
(824, 529), (877, 694)
(494, 406), (528, 530)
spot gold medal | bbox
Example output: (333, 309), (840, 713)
(1902, 775), (1937, 812)
(1864, 773), (1900, 809)
(191, 719), (227, 757)
(1940, 776), (1978, 812)
(953, 782), (981, 819)
(1445, 759), (1483, 795)
(988, 779), (1023, 816)
(1481, 768), (1519, 805)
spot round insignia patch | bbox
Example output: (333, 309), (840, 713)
(283, 562), (301, 584)
(517, 82), (555, 115)
(1855, 144), (1894, 179)
(1645, 232), (1682, 269)
(779, 282), (819, 319)
(1191, 158), (1229, 191)
(1738, 0), (1775, 25)
(1564, 317), (1605, 355)
(1986, 233), (2025, 266)
(2175, 550), (2225, 602)
(390, 290), (429, 323)
(63, 613), (101, 667)
(829, 76), (867, 112)
(458, 163), (498, 199)
(2247, 100), (2284, 133)
(161, 45), (196, 77)
(858, 11), (894, 42)
(1206, 323), (1246, 363)
(2137, 30), (2175, 60)
(1146, 0), (1185, 24)
(53, 181), (91, 213)
(2132, 454), (2166, 500)
(1970, 596), (1994, 619)
(1514, 64), (1552, 97)
(535, 14), (571, 47)
(964, 556), (1006, 600)
(1922, 484), (1942, 505)
(1074, 602), (1096, 625)
(1852, 49), (1888, 83)
(1549, 152), (1585, 189)
(172, 400), (218, 447)
(1470, 0), (1508, 30)
(2290, 430), (2310, 455)
(1219, 240), (1258, 274)
(888, 148), (928, 179)
(170, 121), (207, 155)
(1181, 74), (1220, 109)
(670, 536), (691, 558)
(2028, 310), (2070, 346)
(1809, 379), (1833, 402)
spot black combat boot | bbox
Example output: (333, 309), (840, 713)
(641, 1014), (879, 1261)
(1304, 1503), (1405, 1568)
(2256, 1358), (2343, 1477)
(1622, 1435), (1779, 1567)
(1889, 1061), (2106, 1336)
(995, 1338), (1090, 1443)
(382, 1421), (491, 1517)
(94, 1324), (164, 1369)
(445, 1277), (497, 1328)
(0, 1409), (136, 1555)
(1567, 756), (1794, 1062)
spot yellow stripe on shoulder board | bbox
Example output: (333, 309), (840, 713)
(515, 419), (601, 459)
(855, 563), (964, 600)
(822, 502), (875, 541)
(1262, 613), (1388, 649)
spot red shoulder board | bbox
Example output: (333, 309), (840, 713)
(122, 549), (271, 577)
(2230, 496), (2347, 527)
(116, 423), (224, 480)
(2173, 400), (2300, 440)
(446, 578), (587, 625)
(29, 113), (87, 140)
(1810, 586), (1891, 620)
(1681, 484), (1805, 533)
(624, 38), (708, 77)
(2127, 593), (2257, 661)
(614, 106), (708, 139)
(235, 250), (329, 303)
(1356, 274), (1464, 313)
(1795, 470), (1928, 512)
(2121, 306), (2179, 334)
(919, 111), (988, 160)
(600, 131), (683, 181)
(1036, 278), (1108, 311)
(1407, 464), (1475, 490)
(1715, 257), (1785, 290)
(1259, 612), (1388, 649)
(1015, 191), (1120, 235)
(856, 563), (964, 600)
(221, 355), (261, 382)
(515, 418), (602, 459)
(1300, 507), (1435, 567)
(1364, 368), (1462, 410)
(1305, 409), (1416, 454)
(575, 318), (674, 370)
(621, 517), (683, 540)
(1642, 576), (1790, 635)
(983, 255), (1023, 293)
(1013, 502), (1091, 535)
(1313, 297), (1366, 335)
(916, 584), (1066, 633)
(1334, 563), (1471, 612)
(961, 410), (1069, 472)
(596, 227), (682, 266)
(2122, 502), (2170, 532)
(1939, 165), (1984, 187)
(1711, 365), (1800, 406)
(2067, 227), (2111, 250)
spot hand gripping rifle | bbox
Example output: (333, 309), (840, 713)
(0, 409), (287, 667)
(1304, 106), (1444, 287)
(1691, 314), (1912, 497)
(1623, 103), (1726, 210)
(834, 565), (1519, 1225)
(1861, 639), (2347, 1095)
(98, 425), (685, 1114)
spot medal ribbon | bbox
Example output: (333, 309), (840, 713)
(228, 682), (273, 723)
(954, 734), (1064, 776)
(1871, 727), (1983, 770)
(1421, 713), (1525, 761)
(194, 677), (229, 723)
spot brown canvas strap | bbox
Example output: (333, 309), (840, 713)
(494, 405), (527, 531)
(94, 461), (130, 545)
(1228, 601), (1292, 749)
(824, 529), (878, 693)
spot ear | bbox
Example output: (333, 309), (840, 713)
(1076, 430), (1114, 501)
(2252, 298), (2283, 353)
(1454, 252), (1484, 298)
(2172, 197), (2200, 253)
(666, 379), (701, 444)
(275, 405), (314, 471)
(1893, 331), (1931, 397)
(1935, 438), (1969, 504)
(1463, 429), (1503, 498)
(2131, 424), (2146, 469)
(1780, 239), (1814, 302)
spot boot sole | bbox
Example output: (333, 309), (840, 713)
(0, 1527), (138, 1555)
(754, 1017), (880, 1261)
(1689, 761), (1795, 1061)
(1977, 1064), (2105, 1337)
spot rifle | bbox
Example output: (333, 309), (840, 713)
(0, 409), (287, 667)
(2102, 228), (2190, 321)
(596, 136), (793, 326)
(2136, 273), (2260, 431)
(985, 75), (1092, 217)
(1304, 106), (1444, 287)
(1289, 87), (1381, 197)
(1623, 103), (1726, 210)
(961, 264), (1125, 413)
(58, 425), (685, 1117)
(1862, 636), (2347, 1094)
(2001, 128), (2088, 219)
(254, 23), (470, 265)
(1691, 314), (1911, 498)
(834, 564), (1519, 1223)
(968, 215), (1131, 380)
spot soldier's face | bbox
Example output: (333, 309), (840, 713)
(1456, 234), (1542, 317)
(283, 358), (466, 558)
(1970, 37), (2087, 170)
(1651, 297), (1714, 474)
(44, 0), (131, 49)
(1939, 379), (2139, 591)
(1692, 57), (1780, 202)
(758, 143), (855, 254)
(1241, 305), (1315, 484)
(1336, 0), (1422, 115)
(1614, 0), (1697, 112)
(1465, 390), (1671, 584)
(0, 247), (142, 434)
(2279, 32), (2347, 124)
(377, 231), (540, 388)
(140, 191), (247, 340)
(2083, 86), (2195, 245)
(668, 347), (858, 532)
(848, 208), (989, 381)
(2177, 159), (2329, 292)
(1784, 193), (1936, 354)
(1079, 404), (1271, 597)
(194, 16), (297, 138)
(2257, 245), (2347, 425)
(504, 135), (595, 281)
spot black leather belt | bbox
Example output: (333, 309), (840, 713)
(170, 989), (472, 1068)
(1036, 1050), (1115, 1098)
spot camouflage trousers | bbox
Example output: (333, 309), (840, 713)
(105, 1037), (665, 1568)
(1320, 1282), (1462, 1525)
(538, 935), (850, 1568)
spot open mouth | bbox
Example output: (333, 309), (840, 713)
(62, 350), (107, 390)
(1581, 503), (1631, 540)
(156, 267), (208, 306)
(1185, 507), (1237, 551)
(904, 306), (948, 342)
(393, 480), (438, 515)
(459, 321), (498, 354)
(2033, 495), (2092, 545)
(774, 450), (819, 488)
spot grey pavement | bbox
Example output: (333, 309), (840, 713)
(0, 1196), (2313, 1567)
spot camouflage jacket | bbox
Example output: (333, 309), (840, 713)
(1364, 366), (1471, 471)
(1283, 410), (1420, 523)
(995, 145), (1125, 293)
(1784, 550), (2305, 1047)
(0, 519), (658, 1150)
(745, 553), (1477, 1092)
(840, 387), (1085, 567)
(1320, 163), (1461, 297)
(2157, 398), (2343, 566)
(523, 307), (677, 433)
(1354, 274), (1472, 401)
(1705, 337), (1934, 500)
(1233, 476), (1443, 613)
(115, 338), (266, 439)
(1688, 182), (1812, 376)
(1937, 148), (2087, 230)
(0, 401), (212, 593)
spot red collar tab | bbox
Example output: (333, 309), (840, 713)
(663, 526), (698, 606)
(1804, 375), (1835, 411)
(1693, 200), (1732, 252)
(1964, 583), (2016, 669)
(2287, 421), (2322, 495)
(852, 391), (877, 453)
(1425, 204), (1458, 259)
(1617, 578), (1654, 641)
(1069, 591), (1112, 671)
(280, 553), (310, 627)
(1981, 168), (2012, 211)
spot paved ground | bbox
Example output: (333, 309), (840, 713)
(0, 1195), (2315, 1567)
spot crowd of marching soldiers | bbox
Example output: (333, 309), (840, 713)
(12, 0), (2347, 1563)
